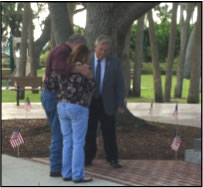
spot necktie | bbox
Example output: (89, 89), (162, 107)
(95, 60), (101, 98)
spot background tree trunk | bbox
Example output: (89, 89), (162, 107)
(183, 25), (196, 79)
(132, 15), (145, 97)
(28, 4), (36, 77)
(48, 3), (73, 45)
(174, 3), (195, 98)
(187, 4), (201, 103)
(147, 10), (163, 102)
(164, 3), (178, 102)
(17, 3), (30, 99)
(18, 3), (30, 77)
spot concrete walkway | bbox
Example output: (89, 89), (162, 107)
(2, 155), (201, 186)
(2, 155), (123, 186)
(127, 103), (201, 128)
(2, 102), (201, 128)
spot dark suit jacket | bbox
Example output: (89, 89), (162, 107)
(89, 55), (125, 116)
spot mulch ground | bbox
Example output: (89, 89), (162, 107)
(2, 119), (201, 160)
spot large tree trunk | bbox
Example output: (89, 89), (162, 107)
(147, 10), (163, 102)
(85, 3), (159, 128)
(174, 3), (195, 98)
(85, 3), (159, 55)
(187, 4), (201, 103)
(164, 3), (178, 102)
(132, 15), (145, 97)
(48, 3), (73, 45)
(66, 2), (75, 27)
(121, 28), (131, 96)
(50, 20), (56, 50)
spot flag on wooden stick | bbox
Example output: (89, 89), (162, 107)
(24, 97), (32, 112)
(9, 128), (24, 148)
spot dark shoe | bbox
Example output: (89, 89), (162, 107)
(73, 176), (93, 183)
(50, 171), (62, 177)
(63, 177), (72, 181)
(109, 160), (122, 168)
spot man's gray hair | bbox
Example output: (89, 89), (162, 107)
(95, 35), (112, 47)
(68, 34), (87, 44)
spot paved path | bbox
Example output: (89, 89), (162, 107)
(2, 102), (201, 128)
(2, 155), (123, 186)
(127, 103), (201, 128)
(2, 155), (201, 186)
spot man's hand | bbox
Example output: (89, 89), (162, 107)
(72, 64), (93, 79)
(117, 107), (125, 113)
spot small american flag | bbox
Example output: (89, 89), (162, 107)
(24, 97), (32, 112)
(173, 103), (178, 120)
(171, 135), (182, 152)
(149, 102), (153, 115)
(9, 128), (24, 148)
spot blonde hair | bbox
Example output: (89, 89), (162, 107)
(67, 44), (90, 65)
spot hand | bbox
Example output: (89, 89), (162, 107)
(73, 64), (93, 79)
(117, 107), (125, 113)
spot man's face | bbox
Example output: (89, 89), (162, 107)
(95, 43), (109, 61)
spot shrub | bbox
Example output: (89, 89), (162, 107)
(40, 51), (50, 67)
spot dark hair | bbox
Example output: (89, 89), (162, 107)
(67, 44), (90, 65)
(68, 34), (87, 44)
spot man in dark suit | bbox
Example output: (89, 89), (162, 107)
(85, 35), (125, 168)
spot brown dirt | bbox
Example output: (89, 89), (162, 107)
(2, 119), (201, 160)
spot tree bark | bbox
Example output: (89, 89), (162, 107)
(28, 4), (36, 77)
(67, 3), (75, 27)
(122, 28), (131, 95)
(174, 3), (195, 98)
(50, 20), (56, 50)
(17, 3), (30, 99)
(85, 3), (159, 55)
(132, 15), (145, 97)
(164, 3), (178, 102)
(187, 4), (201, 103)
(183, 24), (196, 79)
(147, 10), (163, 102)
(48, 2), (73, 45)
(18, 3), (30, 77)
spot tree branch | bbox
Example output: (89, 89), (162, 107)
(34, 14), (51, 55)
(74, 7), (86, 14)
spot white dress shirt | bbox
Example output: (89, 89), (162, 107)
(94, 53), (106, 94)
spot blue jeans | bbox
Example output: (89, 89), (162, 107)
(57, 102), (89, 180)
(41, 89), (63, 173)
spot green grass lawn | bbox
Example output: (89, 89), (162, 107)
(2, 74), (201, 103)
(126, 75), (201, 103)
